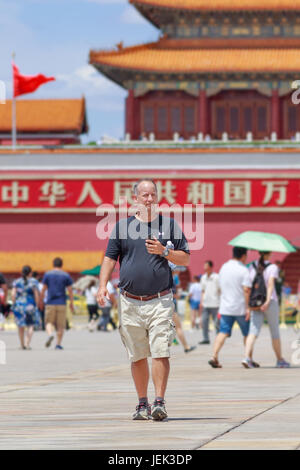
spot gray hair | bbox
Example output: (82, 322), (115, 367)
(133, 179), (158, 195)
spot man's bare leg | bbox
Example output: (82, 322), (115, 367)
(46, 322), (54, 336)
(131, 358), (149, 399)
(151, 357), (170, 420)
(56, 327), (64, 347)
(210, 332), (228, 363)
(131, 358), (151, 420)
(152, 357), (170, 399)
(45, 323), (55, 347)
(173, 313), (189, 350)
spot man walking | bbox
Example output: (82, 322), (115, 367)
(208, 247), (251, 368)
(97, 179), (190, 421)
(199, 261), (220, 345)
(40, 257), (74, 350)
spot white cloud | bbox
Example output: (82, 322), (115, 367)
(4, 81), (12, 95)
(57, 65), (119, 94)
(0, 0), (128, 139)
(56, 64), (126, 113)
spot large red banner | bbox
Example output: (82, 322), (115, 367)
(0, 173), (299, 212)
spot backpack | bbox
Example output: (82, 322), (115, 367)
(249, 262), (270, 309)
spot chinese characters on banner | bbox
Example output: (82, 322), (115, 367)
(0, 176), (298, 210)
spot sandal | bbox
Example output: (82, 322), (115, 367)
(208, 358), (222, 368)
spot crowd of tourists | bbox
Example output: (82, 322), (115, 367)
(0, 247), (291, 371)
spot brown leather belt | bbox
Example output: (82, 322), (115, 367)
(122, 289), (171, 302)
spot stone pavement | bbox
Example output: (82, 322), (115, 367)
(0, 323), (300, 450)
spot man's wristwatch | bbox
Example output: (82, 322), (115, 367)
(161, 246), (170, 258)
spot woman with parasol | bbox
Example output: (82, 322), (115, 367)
(229, 231), (295, 369)
(242, 251), (290, 368)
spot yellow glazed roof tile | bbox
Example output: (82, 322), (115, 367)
(91, 44), (300, 73)
(131, 0), (300, 11)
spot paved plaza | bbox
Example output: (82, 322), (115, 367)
(0, 322), (300, 450)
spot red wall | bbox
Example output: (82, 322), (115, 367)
(0, 213), (100, 252)
(190, 212), (299, 275)
(1, 212), (298, 276)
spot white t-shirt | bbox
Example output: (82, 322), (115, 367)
(38, 281), (48, 303)
(249, 262), (279, 302)
(189, 282), (202, 302)
(219, 259), (252, 316)
(85, 286), (98, 305)
(201, 272), (220, 308)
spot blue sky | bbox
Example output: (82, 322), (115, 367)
(0, 0), (158, 141)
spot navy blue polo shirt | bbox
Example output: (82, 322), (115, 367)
(42, 269), (73, 305)
(105, 215), (190, 296)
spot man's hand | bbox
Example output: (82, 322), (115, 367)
(97, 287), (109, 307)
(145, 237), (164, 256)
(39, 301), (44, 312)
(69, 302), (75, 314)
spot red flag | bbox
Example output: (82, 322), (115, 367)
(13, 62), (55, 98)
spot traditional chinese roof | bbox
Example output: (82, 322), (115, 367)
(131, 0), (300, 11)
(0, 98), (88, 134)
(90, 41), (300, 86)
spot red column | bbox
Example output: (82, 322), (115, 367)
(125, 89), (135, 138)
(198, 89), (208, 136)
(271, 89), (280, 137)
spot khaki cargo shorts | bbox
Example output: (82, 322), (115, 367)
(118, 292), (176, 363)
(45, 305), (67, 330)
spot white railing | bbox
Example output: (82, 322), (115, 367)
(2, 133), (300, 150)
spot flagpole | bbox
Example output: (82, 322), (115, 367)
(12, 52), (16, 150)
(12, 94), (16, 150)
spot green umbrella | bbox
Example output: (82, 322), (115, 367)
(229, 231), (297, 254)
(80, 265), (101, 276)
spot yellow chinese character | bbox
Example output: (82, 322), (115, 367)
(187, 182), (214, 205)
(156, 181), (177, 204)
(224, 181), (251, 206)
(2, 182), (29, 207)
(77, 182), (102, 206)
(113, 181), (135, 205)
(262, 181), (288, 206)
(39, 182), (66, 207)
